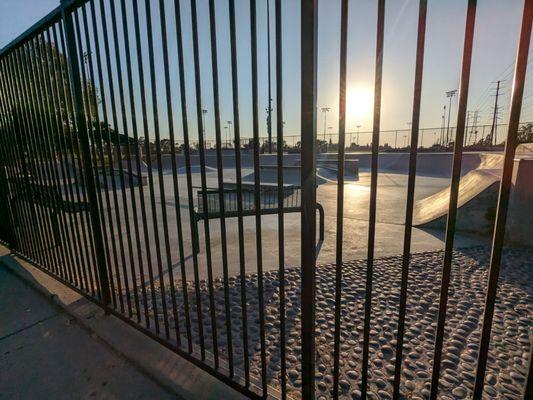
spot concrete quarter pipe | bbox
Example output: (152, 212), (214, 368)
(413, 153), (503, 234)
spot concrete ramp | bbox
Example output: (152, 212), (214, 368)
(413, 153), (503, 234)
(316, 166), (358, 183)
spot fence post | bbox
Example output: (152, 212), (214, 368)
(301, 0), (318, 398)
(60, 1), (111, 307)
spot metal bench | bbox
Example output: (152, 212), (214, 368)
(192, 185), (324, 254)
(9, 176), (89, 246)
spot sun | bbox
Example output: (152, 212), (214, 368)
(346, 86), (373, 121)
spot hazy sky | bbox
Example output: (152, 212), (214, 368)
(1, 0), (531, 147)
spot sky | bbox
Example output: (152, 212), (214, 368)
(1, 0), (531, 148)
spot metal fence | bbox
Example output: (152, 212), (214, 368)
(0, 0), (532, 399)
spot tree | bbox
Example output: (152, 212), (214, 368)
(517, 123), (533, 144)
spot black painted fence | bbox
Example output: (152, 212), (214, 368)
(0, 0), (531, 399)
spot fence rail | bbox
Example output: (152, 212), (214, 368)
(0, 0), (532, 399)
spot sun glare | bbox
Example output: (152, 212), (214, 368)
(346, 86), (373, 121)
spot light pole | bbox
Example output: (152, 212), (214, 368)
(445, 90), (457, 147)
(227, 120), (232, 148)
(356, 124), (361, 146)
(202, 109), (208, 148)
(266, 0), (273, 154)
(321, 107), (330, 144)
(224, 126), (228, 149)
(440, 105), (446, 146)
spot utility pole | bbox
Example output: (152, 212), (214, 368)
(488, 80), (502, 147)
(445, 90), (457, 147)
(356, 125), (361, 146)
(394, 130), (398, 149)
(321, 107), (330, 143)
(266, 0), (273, 154)
(468, 110), (479, 146)
(465, 111), (471, 146)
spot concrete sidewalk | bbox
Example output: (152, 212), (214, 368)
(0, 265), (175, 400)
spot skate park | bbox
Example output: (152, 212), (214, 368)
(10, 145), (533, 399)
(88, 146), (532, 283)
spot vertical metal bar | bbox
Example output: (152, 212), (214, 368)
(473, 1), (532, 397)
(525, 348), (533, 399)
(332, 0), (348, 398)
(33, 33), (78, 286)
(98, 0), (134, 318)
(85, 0), (124, 312)
(6, 48), (44, 265)
(429, 1), (477, 398)
(61, 0), (111, 307)
(62, 19), (101, 293)
(249, 0), (267, 394)
(76, 8), (118, 307)
(172, 0), (205, 360)
(0, 62), (20, 251)
(7, 46), (46, 268)
(0, 76), (19, 251)
(72, 13), (111, 282)
(116, 0), (157, 330)
(0, 87), (34, 259)
(0, 58), (38, 262)
(107, 0), (146, 325)
(90, 0), (127, 315)
(58, 21), (97, 294)
(142, 0), (172, 338)
(228, 0), (250, 383)
(24, 37), (65, 275)
(14, 43), (60, 270)
(53, 22), (99, 295)
(71, 15), (103, 296)
(44, 26), (80, 286)
(392, 1), (427, 398)
(55, 10), (94, 291)
(274, 0), (287, 395)
(207, 0), (233, 371)
(267, 0), (273, 154)
(156, 0), (186, 347)
(13, 44), (59, 273)
(88, 2), (140, 320)
(47, 25), (82, 286)
(361, 1), (385, 398)
(130, 0), (161, 334)
(300, 0), (318, 398)
(46, 25), (83, 289)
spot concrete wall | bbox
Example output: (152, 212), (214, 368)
(151, 151), (494, 178)
(509, 158), (533, 246)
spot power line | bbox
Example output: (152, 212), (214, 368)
(473, 49), (533, 112)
